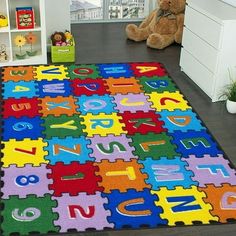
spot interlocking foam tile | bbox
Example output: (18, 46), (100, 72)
(76, 94), (117, 115)
(33, 65), (69, 81)
(3, 81), (38, 99)
(1, 62), (236, 236)
(2, 66), (35, 82)
(68, 64), (102, 80)
(138, 75), (177, 93)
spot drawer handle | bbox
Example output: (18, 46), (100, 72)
(58, 49), (70, 52)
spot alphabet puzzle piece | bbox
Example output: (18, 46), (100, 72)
(152, 186), (219, 225)
(102, 188), (167, 228)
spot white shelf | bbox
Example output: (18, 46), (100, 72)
(0, 27), (10, 33)
(10, 26), (42, 33)
(0, 0), (47, 67)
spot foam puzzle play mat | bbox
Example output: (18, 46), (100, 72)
(1, 62), (236, 236)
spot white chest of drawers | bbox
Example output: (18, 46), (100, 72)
(180, 0), (236, 102)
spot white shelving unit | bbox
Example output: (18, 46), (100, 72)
(180, 0), (236, 102)
(0, 0), (47, 66)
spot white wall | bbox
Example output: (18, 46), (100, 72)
(221, 0), (236, 7)
(45, 0), (71, 48)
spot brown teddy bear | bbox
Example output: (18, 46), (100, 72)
(126, 0), (186, 49)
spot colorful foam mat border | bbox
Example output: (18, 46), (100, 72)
(0, 62), (236, 236)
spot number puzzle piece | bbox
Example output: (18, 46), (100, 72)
(47, 162), (103, 196)
(2, 66), (34, 82)
(1, 194), (59, 235)
(2, 116), (44, 141)
(2, 164), (52, 198)
(53, 192), (113, 231)
(2, 138), (48, 167)
(3, 97), (40, 118)
(3, 81), (38, 99)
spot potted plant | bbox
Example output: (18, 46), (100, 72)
(220, 68), (236, 114)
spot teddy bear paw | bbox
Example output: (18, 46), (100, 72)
(126, 24), (140, 41)
(147, 34), (164, 49)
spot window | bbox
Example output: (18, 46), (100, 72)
(70, 0), (146, 22)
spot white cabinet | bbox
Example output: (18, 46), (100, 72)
(180, 0), (236, 102)
(0, 0), (47, 66)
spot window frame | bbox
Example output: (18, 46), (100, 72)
(70, 0), (147, 24)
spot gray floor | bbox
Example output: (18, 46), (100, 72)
(60, 22), (236, 236)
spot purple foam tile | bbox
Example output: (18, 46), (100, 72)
(2, 164), (52, 198)
(113, 93), (154, 113)
(88, 134), (137, 162)
(183, 155), (236, 187)
(53, 192), (113, 232)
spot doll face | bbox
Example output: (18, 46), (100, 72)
(54, 34), (62, 42)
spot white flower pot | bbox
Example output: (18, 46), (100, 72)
(226, 99), (236, 114)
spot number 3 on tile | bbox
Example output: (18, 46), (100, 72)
(15, 175), (39, 186)
(12, 207), (41, 221)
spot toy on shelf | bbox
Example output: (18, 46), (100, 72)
(15, 7), (35, 29)
(25, 32), (38, 56)
(0, 44), (8, 61)
(0, 14), (8, 27)
(13, 32), (39, 60)
(14, 34), (27, 59)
